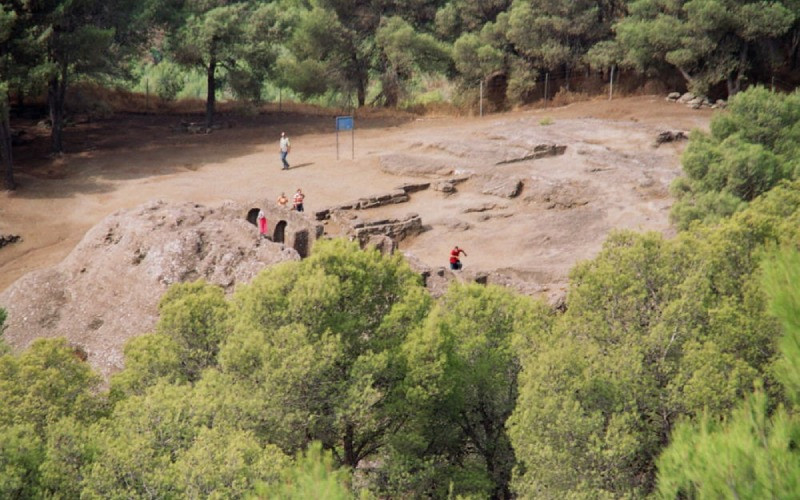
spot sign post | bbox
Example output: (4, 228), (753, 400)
(336, 115), (354, 160)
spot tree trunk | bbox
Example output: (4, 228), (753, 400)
(0, 102), (14, 191)
(343, 422), (358, 468)
(729, 43), (749, 98)
(726, 77), (738, 98)
(205, 55), (216, 129)
(676, 66), (694, 92)
(356, 77), (366, 108)
(48, 59), (68, 154)
(382, 70), (399, 108)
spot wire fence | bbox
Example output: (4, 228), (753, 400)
(477, 67), (656, 114)
(476, 68), (800, 115)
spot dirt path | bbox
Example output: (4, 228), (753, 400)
(0, 96), (712, 294)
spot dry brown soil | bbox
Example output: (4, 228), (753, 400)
(0, 96), (712, 297)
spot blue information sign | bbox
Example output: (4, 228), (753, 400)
(335, 116), (355, 159)
(336, 116), (354, 131)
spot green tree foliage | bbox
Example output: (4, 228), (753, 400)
(657, 389), (800, 499)
(0, 424), (43, 498)
(0, 338), (104, 497)
(109, 280), (230, 399)
(435, 0), (512, 40)
(616, 0), (796, 96)
(509, 179), (800, 497)
(0, 3), (21, 190)
(222, 239), (431, 466)
(38, 416), (96, 498)
(280, 0), (449, 107)
(506, 0), (617, 76)
(671, 86), (800, 229)
(392, 283), (551, 499)
(109, 332), (184, 400)
(253, 442), (353, 500)
(655, 247), (800, 498)
(20, 0), (146, 152)
(84, 381), (288, 498)
(448, 0), (625, 104)
(156, 280), (231, 381)
(0, 338), (104, 433)
(0, 307), (7, 355)
(168, 0), (285, 127)
(375, 16), (451, 106)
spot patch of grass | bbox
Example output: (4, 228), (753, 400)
(539, 116), (554, 126)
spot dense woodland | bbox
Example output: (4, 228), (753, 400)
(3, 0), (800, 189)
(1, 87), (800, 497)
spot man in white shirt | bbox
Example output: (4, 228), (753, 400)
(279, 131), (291, 170)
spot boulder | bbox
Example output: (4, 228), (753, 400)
(365, 235), (396, 255)
(479, 175), (523, 198)
(463, 203), (504, 213)
(352, 213), (424, 244)
(677, 92), (695, 103)
(654, 130), (688, 146)
(434, 180), (456, 193)
(666, 92), (681, 101)
(395, 182), (431, 193)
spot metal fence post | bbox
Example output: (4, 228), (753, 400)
(609, 65), (615, 100)
(544, 72), (549, 106)
(479, 79), (484, 117)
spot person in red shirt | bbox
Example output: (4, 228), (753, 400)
(450, 245), (467, 270)
(293, 188), (305, 212)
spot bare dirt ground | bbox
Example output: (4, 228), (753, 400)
(0, 95), (711, 297)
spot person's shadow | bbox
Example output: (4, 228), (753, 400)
(290, 162), (314, 169)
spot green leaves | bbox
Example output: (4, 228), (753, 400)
(672, 87), (800, 229)
(508, 182), (800, 497)
(229, 239), (430, 466)
(654, 247), (800, 498)
(616, 0), (796, 95)
(397, 283), (551, 498)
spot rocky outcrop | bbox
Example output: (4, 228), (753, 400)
(365, 235), (396, 255)
(524, 179), (593, 209)
(0, 200), (299, 379)
(462, 202), (507, 213)
(315, 189), (411, 221)
(0, 234), (21, 249)
(395, 181), (431, 194)
(667, 92), (723, 109)
(495, 143), (567, 165)
(654, 130), (688, 146)
(434, 180), (456, 193)
(350, 213), (424, 245)
(478, 175), (523, 198)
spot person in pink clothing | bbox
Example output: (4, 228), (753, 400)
(257, 210), (268, 238)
